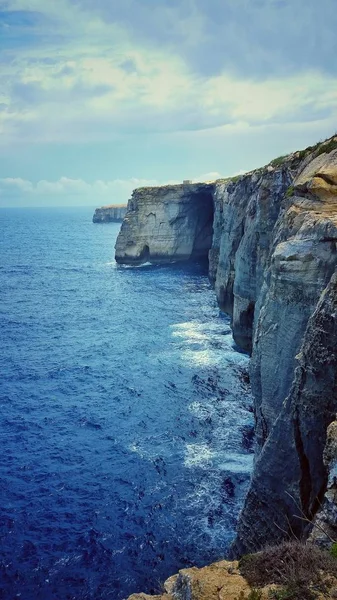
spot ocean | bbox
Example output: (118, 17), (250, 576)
(0, 207), (253, 599)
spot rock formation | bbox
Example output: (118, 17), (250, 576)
(115, 183), (214, 264)
(93, 204), (127, 223)
(127, 559), (265, 600)
(115, 136), (337, 582)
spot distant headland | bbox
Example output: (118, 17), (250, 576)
(92, 204), (127, 223)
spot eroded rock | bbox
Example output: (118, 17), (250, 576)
(115, 183), (214, 265)
(126, 560), (254, 600)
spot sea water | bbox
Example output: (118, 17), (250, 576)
(0, 207), (253, 599)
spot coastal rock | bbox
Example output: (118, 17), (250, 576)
(114, 135), (337, 562)
(93, 204), (127, 223)
(212, 160), (298, 351)
(126, 560), (262, 600)
(231, 271), (337, 555)
(115, 183), (214, 265)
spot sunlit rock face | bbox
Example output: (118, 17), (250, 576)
(127, 559), (256, 600)
(93, 205), (127, 223)
(115, 183), (214, 265)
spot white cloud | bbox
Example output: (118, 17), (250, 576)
(1, 0), (337, 146)
(0, 170), (234, 206)
(0, 176), (158, 205)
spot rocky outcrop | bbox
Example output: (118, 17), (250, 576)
(231, 271), (337, 555)
(115, 136), (337, 567)
(210, 148), (337, 451)
(93, 204), (127, 223)
(126, 559), (271, 600)
(227, 143), (337, 554)
(115, 183), (214, 264)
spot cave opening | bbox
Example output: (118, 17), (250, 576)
(139, 244), (150, 262)
(190, 188), (215, 264)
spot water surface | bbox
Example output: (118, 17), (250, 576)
(0, 207), (253, 599)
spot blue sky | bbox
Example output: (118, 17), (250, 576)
(0, 0), (336, 206)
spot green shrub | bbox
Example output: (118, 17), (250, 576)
(296, 137), (337, 162)
(285, 185), (295, 198)
(330, 542), (337, 558)
(270, 155), (288, 167)
(315, 139), (337, 157)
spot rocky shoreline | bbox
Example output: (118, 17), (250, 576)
(115, 136), (337, 599)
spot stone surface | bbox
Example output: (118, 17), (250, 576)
(212, 160), (298, 352)
(115, 183), (214, 265)
(126, 560), (265, 600)
(93, 204), (127, 223)
(231, 271), (337, 556)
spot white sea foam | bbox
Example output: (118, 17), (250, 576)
(181, 348), (220, 366)
(188, 400), (215, 419)
(170, 319), (250, 368)
(184, 443), (215, 467)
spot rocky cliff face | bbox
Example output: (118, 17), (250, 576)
(115, 137), (337, 564)
(93, 204), (127, 223)
(115, 183), (214, 264)
(226, 143), (337, 555)
(232, 271), (337, 556)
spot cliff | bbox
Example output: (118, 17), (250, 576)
(93, 204), (127, 223)
(115, 183), (214, 264)
(115, 136), (337, 587)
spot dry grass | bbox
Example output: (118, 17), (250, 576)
(239, 541), (337, 600)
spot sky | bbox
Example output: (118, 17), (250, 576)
(0, 0), (337, 207)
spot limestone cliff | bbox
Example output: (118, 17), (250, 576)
(115, 183), (214, 264)
(232, 271), (337, 556)
(115, 136), (337, 563)
(93, 204), (127, 223)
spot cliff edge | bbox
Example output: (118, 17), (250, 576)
(115, 183), (214, 264)
(115, 136), (337, 575)
(93, 204), (127, 223)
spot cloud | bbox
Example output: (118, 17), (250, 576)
(0, 171), (233, 206)
(0, 0), (336, 149)
(0, 176), (157, 205)
(43, 0), (337, 79)
(1, 35), (336, 146)
(0, 0), (336, 198)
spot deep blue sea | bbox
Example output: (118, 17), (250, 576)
(0, 207), (253, 600)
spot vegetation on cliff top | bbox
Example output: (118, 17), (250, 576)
(239, 541), (337, 600)
(266, 133), (337, 170)
(132, 133), (337, 197)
